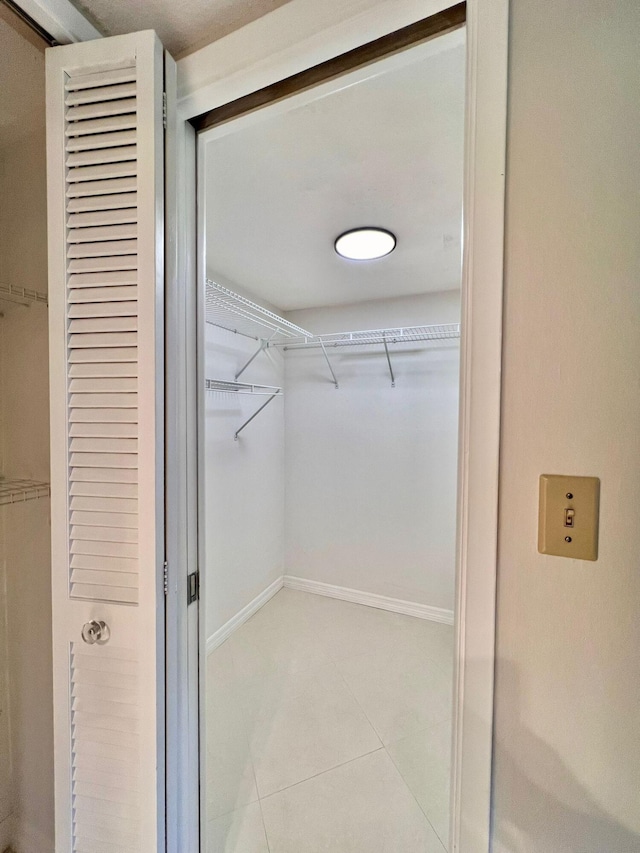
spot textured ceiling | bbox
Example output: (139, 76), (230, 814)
(69, 0), (295, 57)
(204, 30), (465, 311)
(0, 5), (46, 151)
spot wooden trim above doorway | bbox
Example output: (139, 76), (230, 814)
(190, 1), (466, 133)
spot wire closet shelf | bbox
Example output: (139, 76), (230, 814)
(206, 279), (311, 341)
(0, 478), (50, 506)
(274, 324), (461, 349)
(205, 379), (282, 396)
(0, 283), (48, 308)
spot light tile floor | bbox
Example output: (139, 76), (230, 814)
(206, 588), (453, 852)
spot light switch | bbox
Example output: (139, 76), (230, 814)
(538, 474), (600, 561)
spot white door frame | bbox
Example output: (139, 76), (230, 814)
(26, 0), (507, 847)
(172, 0), (508, 850)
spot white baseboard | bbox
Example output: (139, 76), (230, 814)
(283, 575), (454, 625)
(206, 576), (284, 654)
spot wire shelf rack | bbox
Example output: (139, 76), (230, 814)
(276, 324), (461, 349)
(206, 279), (311, 341)
(205, 379), (283, 396)
(0, 478), (51, 506)
(0, 283), (48, 308)
(206, 378), (283, 439)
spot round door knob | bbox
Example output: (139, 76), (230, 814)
(81, 620), (110, 645)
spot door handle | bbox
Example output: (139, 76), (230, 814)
(81, 619), (110, 645)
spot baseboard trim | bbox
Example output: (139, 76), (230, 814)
(206, 575), (284, 654)
(283, 575), (454, 625)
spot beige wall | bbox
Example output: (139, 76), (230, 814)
(0, 19), (54, 851)
(492, 1), (640, 850)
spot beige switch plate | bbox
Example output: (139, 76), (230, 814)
(538, 475), (600, 561)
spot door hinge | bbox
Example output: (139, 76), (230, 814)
(187, 571), (199, 605)
(163, 561), (168, 596)
(162, 91), (167, 129)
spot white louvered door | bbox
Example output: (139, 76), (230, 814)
(46, 32), (167, 853)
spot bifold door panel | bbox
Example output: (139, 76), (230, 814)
(47, 31), (166, 852)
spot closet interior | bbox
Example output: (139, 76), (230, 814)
(201, 26), (465, 853)
(0, 5), (54, 852)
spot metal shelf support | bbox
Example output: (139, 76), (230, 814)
(235, 330), (279, 380)
(235, 393), (280, 441)
(383, 336), (395, 387)
(319, 339), (339, 389)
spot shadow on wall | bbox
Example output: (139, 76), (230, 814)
(491, 660), (640, 853)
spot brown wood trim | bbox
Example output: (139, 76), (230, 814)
(191, 2), (466, 133)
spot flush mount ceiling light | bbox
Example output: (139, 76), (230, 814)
(334, 227), (396, 261)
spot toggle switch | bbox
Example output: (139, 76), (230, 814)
(538, 475), (600, 560)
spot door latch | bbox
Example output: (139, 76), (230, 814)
(187, 571), (199, 605)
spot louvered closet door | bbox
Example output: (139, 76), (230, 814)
(46, 31), (167, 853)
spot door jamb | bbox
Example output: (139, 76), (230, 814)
(170, 0), (508, 850)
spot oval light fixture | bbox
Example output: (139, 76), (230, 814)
(334, 227), (396, 261)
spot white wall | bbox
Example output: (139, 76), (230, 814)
(204, 323), (285, 637)
(493, 0), (640, 850)
(0, 122), (54, 851)
(284, 291), (460, 611)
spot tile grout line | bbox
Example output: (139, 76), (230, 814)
(257, 795), (272, 853)
(384, 741), (449, 852)
(258, 746), (386, 803)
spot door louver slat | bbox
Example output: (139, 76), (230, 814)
(65, 64), (137, 91)
(65, 80), (136, 106)
(68, 300), (139, 319)
(67, 159), (137, 183)
(67, 192), (138, 214)
(65, 127), (137, 153)
(66, 175), (137, 198)
(66, 145), (137, 168)
(69, 361), (138, 379)
(65, 113), (137, 138)
(66, 96), (136, 122)
(67, 207), (137, 229)
(68, 223), (138, 243)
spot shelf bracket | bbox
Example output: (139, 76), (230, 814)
(235, 393), (280, 440)
(319, 339), (339, 389)
(235, 340), (267, 380)
(383, 336), (395, 387)
(235, 330), (279, 380)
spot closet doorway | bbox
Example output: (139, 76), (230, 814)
(197, 22), (465, 853)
